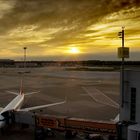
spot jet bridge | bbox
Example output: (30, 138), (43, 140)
(12, 110), (117, 136)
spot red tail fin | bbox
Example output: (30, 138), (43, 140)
(20, 79), (23, 95)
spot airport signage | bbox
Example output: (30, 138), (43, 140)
(118, 47), (129, 58)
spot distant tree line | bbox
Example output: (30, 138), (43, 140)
(0, 59), (140, 67)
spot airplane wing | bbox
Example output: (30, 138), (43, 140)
(113, 114), (119, 122)
(110, 114), (119, 122)
(6, 91), (19, 95)
(20, 100), (66, 111)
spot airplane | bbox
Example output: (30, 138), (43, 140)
(0, 80), (66, 128)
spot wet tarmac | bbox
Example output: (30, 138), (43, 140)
(0, 67), (120, 139)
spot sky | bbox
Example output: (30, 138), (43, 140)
(0, 0), (140, 61)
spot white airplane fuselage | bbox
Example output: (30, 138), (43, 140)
(0, 94), (24, 128)
(0, 88), (65, 129)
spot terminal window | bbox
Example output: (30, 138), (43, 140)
(130, 87), (136, 121)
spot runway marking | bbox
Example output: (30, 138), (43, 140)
(82, 87), (119, 109)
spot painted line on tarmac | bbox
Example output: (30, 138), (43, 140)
(82, 87), (119, 109)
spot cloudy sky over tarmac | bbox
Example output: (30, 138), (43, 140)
(0, 0), (140, 60)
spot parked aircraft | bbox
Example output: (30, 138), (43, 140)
(0, 80), (66, 128)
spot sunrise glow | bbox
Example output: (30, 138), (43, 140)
(0, 1), (139, 60)
(69, 47), (80, 54)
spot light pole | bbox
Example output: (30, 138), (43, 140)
(23, 47), (27, 69)
(118, 27), (125, 107)
(121, 27), (125, 108)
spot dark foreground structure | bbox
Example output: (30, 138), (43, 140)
(1, 110), (117, 140)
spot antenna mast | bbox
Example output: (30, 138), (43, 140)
(118, 27), (129, 107)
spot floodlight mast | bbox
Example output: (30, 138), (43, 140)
(23, 47), (27, 69)
(121, 27), (125, 108)
(118, 27), (125, 107)
(21, 47), (27, 92)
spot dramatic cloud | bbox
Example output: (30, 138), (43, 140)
(0, 0), (140, 60)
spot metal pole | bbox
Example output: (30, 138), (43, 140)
(23, 47), (27, 69)
(21, 47), (27, 93)
(121, 27), (125, 107)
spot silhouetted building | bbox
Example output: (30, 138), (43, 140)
(0, 59), (14, 67)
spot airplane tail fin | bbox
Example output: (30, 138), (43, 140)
(6, 78), (40, 96)
(5, 79), (24, 96)
(20, 79), (24, 95)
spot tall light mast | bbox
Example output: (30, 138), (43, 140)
(23, 47), (27, 69)
(118, 27), (129, 107)
(121, 27), (125, 108)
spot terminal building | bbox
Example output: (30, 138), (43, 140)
(120, 70), (140, 140)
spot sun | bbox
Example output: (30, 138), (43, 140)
(69, 47), (80, 54)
